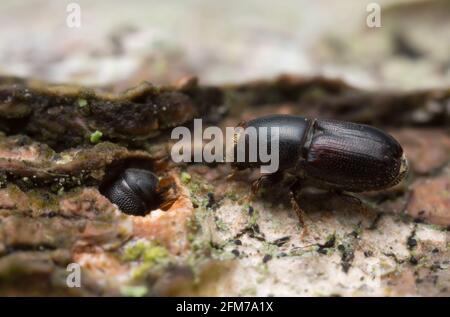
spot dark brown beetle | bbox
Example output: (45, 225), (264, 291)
(101, 168), (160, 216)
(231, 114), (409, 226)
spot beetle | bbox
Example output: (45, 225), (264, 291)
(231, 114), (409, 226)
(102, 168), (160, 216)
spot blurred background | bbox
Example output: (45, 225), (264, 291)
(0, 0), (449, 90)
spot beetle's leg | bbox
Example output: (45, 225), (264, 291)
(251, 171), (284, 195)
(289, 192), (306, 228)
(331, 189), (373, 218)
(251, 177), (264, 195)
(289, 179), (308, 236)
(333, 190), (363, 206)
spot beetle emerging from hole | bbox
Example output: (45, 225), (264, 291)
(101, 168), (160, 216)
(231, 114), (409, 228)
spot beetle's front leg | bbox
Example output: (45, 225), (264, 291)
(251, 171), (284, 195)
(289, 178), (308, 236)
(330, 189), (362, 206)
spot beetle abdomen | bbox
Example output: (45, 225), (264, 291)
(303, 119), (407, 192)
(102, 168), (159, 215)
(103, 178), (147, 215)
